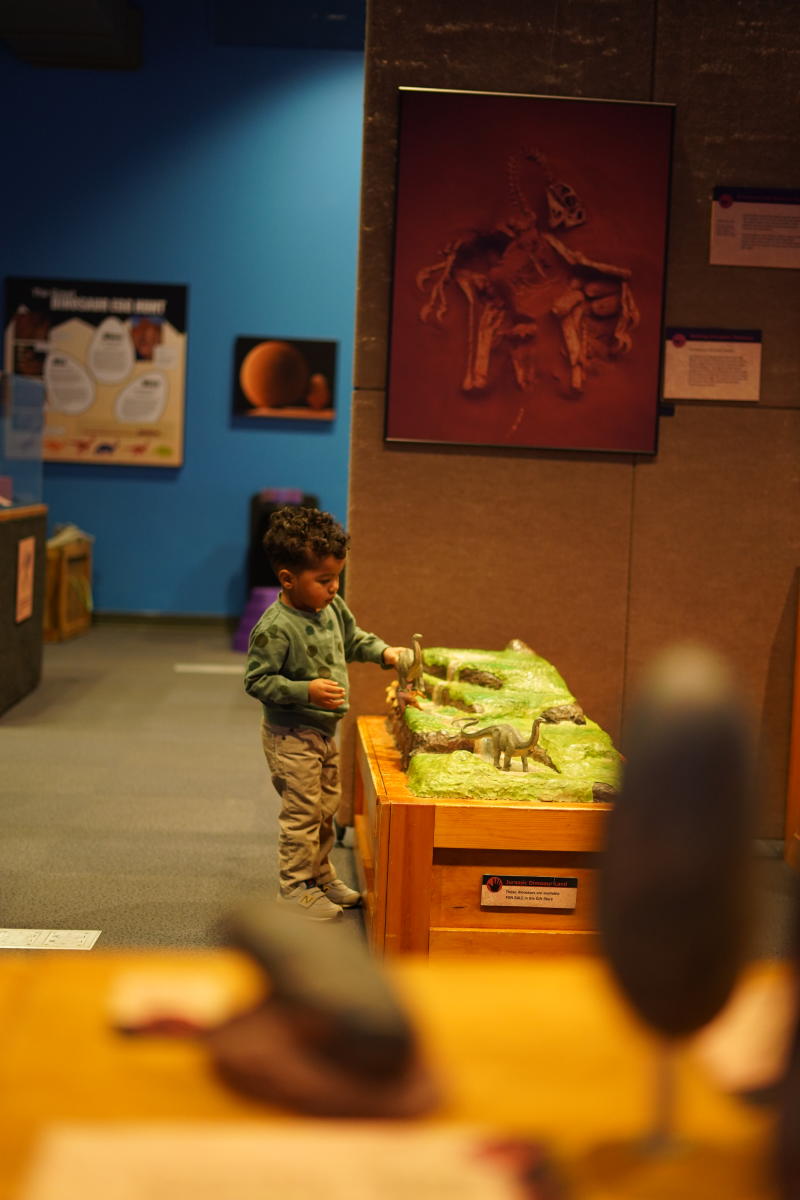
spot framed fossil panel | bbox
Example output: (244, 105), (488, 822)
(385, 89), (674, 454)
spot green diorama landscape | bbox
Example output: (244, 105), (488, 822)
(396, 644), (620, 804)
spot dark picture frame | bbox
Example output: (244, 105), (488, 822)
(233, 336), (337, 422)
(385, 88), (674, 454)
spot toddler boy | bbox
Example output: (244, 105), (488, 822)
(245, 507), (404, 920)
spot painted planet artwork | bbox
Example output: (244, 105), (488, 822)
(386, 89), (674, 454)
(233, 337), (337, 422)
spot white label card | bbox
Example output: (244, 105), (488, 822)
(709, 186), (800, 269)
(481, 875), (578, 910)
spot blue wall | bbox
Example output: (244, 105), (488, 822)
(0, 6), (364, 615)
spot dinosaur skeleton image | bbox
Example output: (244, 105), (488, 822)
(416, 148), (639, 396)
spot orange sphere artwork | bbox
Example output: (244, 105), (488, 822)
(239, 341), (310, 409)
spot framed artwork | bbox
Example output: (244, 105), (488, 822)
(385, 88), (674, 454)
(4, 277), (187, 466)
(233, 336), (337, 422)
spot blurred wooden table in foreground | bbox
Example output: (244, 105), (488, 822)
(0, 951), (791, 1199)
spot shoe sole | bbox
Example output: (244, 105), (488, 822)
(322, 893), (362, 909)
(276, 897), (343, 920)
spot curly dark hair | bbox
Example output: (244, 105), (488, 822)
(262, 506), (350, 572)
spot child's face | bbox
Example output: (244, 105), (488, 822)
(280, 554), (345, 613)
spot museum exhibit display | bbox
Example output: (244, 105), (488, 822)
(354, 638), (620, 955)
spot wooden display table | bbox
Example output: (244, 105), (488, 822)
(0, 950), (785, 1200)
(354, 716), (611, 957)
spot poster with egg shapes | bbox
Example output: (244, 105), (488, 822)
(233, 336), (337, 421)
(3, 277), (188, 466)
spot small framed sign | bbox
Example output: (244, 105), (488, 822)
(15, 535), (35, 623)
(481, 874), (578, 910)
(709, 186), (800, 269)
(662, 327), (762, 403)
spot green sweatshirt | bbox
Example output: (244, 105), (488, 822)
(244, 594), (390, 736)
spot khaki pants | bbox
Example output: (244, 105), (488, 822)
(260, 721), (340, 896)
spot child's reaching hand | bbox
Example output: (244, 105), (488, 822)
(308, 678), (347, 710)
(381, 646), (406, 668)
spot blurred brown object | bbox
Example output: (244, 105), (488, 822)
(776, 882), (800, 1197)
(207, 899), (440, 1118)
(600, 644), (755, 1040)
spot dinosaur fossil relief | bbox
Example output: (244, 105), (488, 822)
(416, 147), (639, 400)
(386, 89), (673, 453)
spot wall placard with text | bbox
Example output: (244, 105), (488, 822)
(662, 327), (762, 403)
(709, 186), (800, 269)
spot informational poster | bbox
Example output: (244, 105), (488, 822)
(710, 186), (800, 269)
(4, 278), (188, 466)
(663, 327), (762, 403)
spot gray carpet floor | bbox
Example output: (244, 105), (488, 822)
(1, 621), (797, 956)
(0, 621), (364, 947)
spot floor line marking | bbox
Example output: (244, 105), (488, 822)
(173, 663), (244, 675)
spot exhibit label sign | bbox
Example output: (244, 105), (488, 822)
(662, 327), (762, 403)
(3, 277), (188, 466)
(15, 535), (35, 623)
(709, 186), (800, 269)
(481, 874), (578, 910)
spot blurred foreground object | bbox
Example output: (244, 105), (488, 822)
(599, 643), (755, 1150)
(207, 899), (440, 1118)
(776, 884), (800, 1197)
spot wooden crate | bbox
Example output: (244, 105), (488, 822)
(44, 538), (93, 642)
(354, 715), (611, 957)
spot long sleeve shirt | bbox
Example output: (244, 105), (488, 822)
(244, 594), (390, 736)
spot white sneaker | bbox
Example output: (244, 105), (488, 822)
(278, 884), (342, 921)
(320, 878), (362, 908)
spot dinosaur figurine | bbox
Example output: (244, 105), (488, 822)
(456, 715), (560, 773)
(396, 633), (425, 697)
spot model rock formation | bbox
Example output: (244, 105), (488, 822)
(387, 639), (620, 804)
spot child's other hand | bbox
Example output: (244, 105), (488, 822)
(382, 646), (406, 667)
(309, 678), (347, 709)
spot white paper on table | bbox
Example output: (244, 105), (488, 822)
(18, 1123), (559, 1200)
